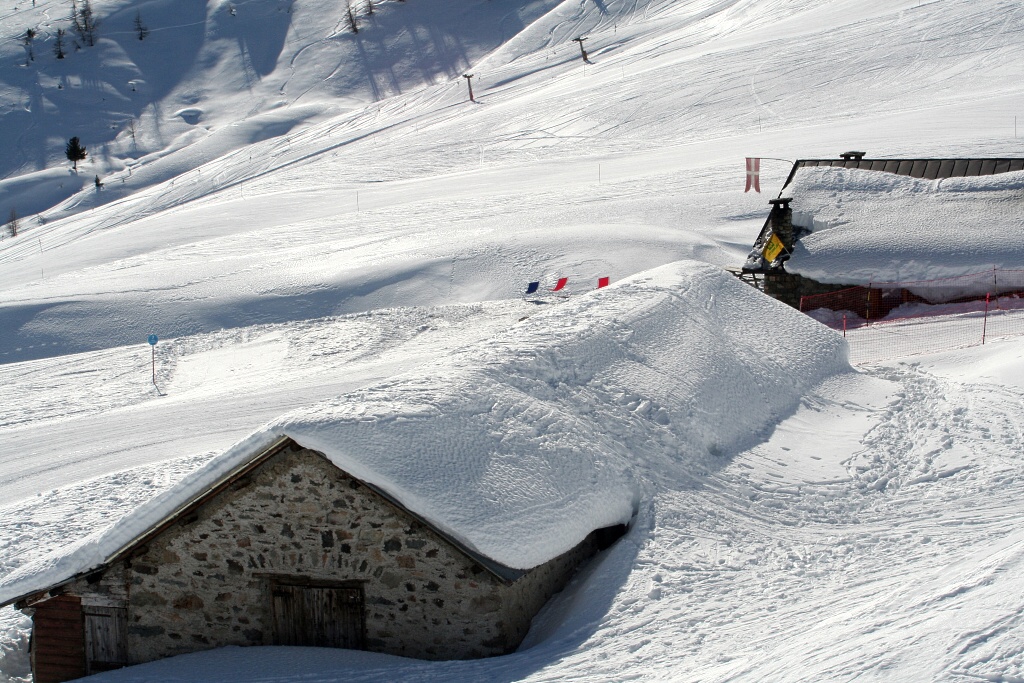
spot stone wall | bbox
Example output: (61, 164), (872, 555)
(59, 444), (598, 663)
(501, 529), (600, 643)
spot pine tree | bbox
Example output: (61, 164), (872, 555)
(54, 28), (66, 59)
(65, 136), (87, 171)
(346, 0), (358, 32)
(72, 0), (97, 47)
(6, 209), (18, 238)
(126, 118), (138, 153)
(134, 11), (149, 41)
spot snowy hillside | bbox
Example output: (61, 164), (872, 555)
(0, 0), (562, 215)
(3, 0), (1023, 363)
(2, 0), (1024, 680)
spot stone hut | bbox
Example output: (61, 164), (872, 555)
(2, 436), (623, 683)
(742, 153), (1024, 315)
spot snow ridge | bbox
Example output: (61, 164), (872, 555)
(0, 261), (848, 600)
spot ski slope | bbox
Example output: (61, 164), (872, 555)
(2, 0), (1024, 680)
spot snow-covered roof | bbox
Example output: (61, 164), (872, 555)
(0, 260), (850, 607)
(782, 166), (1024, 284)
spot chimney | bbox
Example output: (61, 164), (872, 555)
(768, 197), (794, 249)
(840, 151), (866, 161)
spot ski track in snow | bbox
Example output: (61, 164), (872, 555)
(0, 301), (535, 505)
(3, 0), (1024, 680)
(5, 341), (1024, 681)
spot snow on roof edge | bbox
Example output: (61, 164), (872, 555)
(0, 427), (540, 609)
(0, 429), (288, 608)
(0, 260), (851, 605)
(783, 166), (1024, 284)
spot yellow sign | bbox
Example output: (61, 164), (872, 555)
(762, 233), (786, 262)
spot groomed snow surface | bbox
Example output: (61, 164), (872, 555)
(3, 0), (1024, 680)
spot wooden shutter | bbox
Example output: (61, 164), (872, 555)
(271, 581), (364, 649)
(83, 605), (127, 673)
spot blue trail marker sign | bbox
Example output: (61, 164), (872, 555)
(148, 334), (158, 386)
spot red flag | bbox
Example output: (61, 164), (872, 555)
(745, 157), (760, 193)
(597, 277), (609, 289)
(551, 277), (568, 292)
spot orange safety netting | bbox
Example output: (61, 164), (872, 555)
(799, 270), (1024, 363)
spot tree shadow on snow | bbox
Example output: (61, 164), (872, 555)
(0, 0), (209, 180)
(336, 0), (543, 102)
(214, 1), (293, 80)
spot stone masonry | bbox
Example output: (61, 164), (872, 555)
(58, 443), (599, 664)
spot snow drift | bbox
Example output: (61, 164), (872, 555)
(0, 260), (848, 602)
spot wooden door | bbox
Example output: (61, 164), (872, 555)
(271, 581), (364, 649)
(83, 605), (127, 673)
(31, 595), (85, 683)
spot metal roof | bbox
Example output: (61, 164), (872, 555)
(782, 157), (1024, 189)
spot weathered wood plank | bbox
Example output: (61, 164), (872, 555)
(84, 606), (127, 674)
(32, 595), (85, 683)
(271, 581), (364, 650)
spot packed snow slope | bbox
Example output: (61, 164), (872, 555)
(2, 0), (1024, 680)
(2, 0), (1024, 363)
(784, 167), (1024, 285)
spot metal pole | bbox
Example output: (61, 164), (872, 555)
(573, 37), (588, 62)
(462, 74), (475, 102)
(152, 346), (156, 383)
(843, 313), (847, 338)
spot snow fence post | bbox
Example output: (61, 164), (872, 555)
(982, 293), (990, 344)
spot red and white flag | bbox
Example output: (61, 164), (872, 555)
(745, 157), (760, 193)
